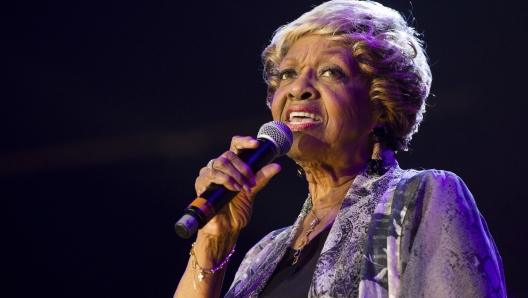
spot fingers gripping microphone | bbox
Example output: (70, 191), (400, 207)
(174, 121), (293, 239)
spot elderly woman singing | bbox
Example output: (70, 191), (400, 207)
(174, 0), (506, 297)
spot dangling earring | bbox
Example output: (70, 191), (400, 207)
(297, 165), (306, 178)
(367, 125), (387, 176)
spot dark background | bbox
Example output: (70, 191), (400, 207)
(2, 0), (527, 297)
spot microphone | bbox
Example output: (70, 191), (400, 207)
(174, 121), (293, 239)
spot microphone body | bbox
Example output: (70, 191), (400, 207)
(174, 121), (292, 239)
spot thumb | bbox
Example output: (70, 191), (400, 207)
(252, 163), (281, 193)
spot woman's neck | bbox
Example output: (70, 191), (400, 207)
(308, 178), (354, 209)
(294, 144), (370, 204)
(301, 161), (361, 206)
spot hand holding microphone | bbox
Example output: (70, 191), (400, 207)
(175, 121), (293, 238)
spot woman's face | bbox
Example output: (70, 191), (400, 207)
(271, 35), (378, 164)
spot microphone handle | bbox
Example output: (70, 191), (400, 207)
(174, 138), (277, 238)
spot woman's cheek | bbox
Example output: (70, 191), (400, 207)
(270, 94), (285, 121)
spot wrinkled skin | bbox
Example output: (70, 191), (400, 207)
(175, 35), (380, 298)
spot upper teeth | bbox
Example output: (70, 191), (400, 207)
(289, 112), (317, 121)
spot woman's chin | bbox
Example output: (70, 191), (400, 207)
(287, 133), (329, 162)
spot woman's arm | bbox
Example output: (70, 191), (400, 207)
(174, 231), (238, 298)
(399, 171), (506, 297)
(174, 136), (282, 298)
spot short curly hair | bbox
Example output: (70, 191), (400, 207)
(262, 0), (432, 151)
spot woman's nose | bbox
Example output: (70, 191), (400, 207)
(288, 72), (319, 100)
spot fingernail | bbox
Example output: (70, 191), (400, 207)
(233, 183), (241, 191)
(244, 184), (252, 194)
(250, 140), (259, 146)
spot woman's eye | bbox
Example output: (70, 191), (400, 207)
(279, 69), (296, 80)
(321, 67), (343, 77)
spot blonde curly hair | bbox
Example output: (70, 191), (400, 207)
(262, 0), (432, 151)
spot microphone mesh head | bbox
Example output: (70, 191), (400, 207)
(257, 121), (293, 157)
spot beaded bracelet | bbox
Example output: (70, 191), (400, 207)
(189, 242), (236, 289)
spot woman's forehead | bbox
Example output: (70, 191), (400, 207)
(280, 36), (354, 67)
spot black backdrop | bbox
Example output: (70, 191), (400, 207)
(2, 0), (527, 297)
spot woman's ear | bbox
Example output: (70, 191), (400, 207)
(371, 107), (387, 127)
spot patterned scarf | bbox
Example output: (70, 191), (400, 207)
(226, 152), (402, 297)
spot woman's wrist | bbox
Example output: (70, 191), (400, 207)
(195, 229), (239, 264)
(190, 241), (236, 284)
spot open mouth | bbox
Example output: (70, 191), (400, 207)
(285, 107), (321, 131)
(288, 111), (319, 124)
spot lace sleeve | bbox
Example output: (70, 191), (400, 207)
(398, 170), (506, 297)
